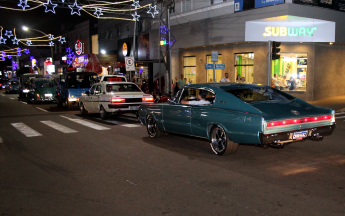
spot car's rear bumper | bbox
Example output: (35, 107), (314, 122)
(259, 123), (336, 145)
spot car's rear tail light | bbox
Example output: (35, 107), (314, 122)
(111, 98), (125, 103)
(267, 115), (332, 128)
(142, 97), (154, 102)
(36, 94), (40, 97)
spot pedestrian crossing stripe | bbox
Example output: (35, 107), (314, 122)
(0, 136), (2, 143)
(95, 118), (141, 127)
(11, 123), (42, 137)
(60, 115), (111, 130)
(40, 121), (78, 133)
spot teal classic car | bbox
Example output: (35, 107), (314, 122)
(27, 78), (56, 103)
(4, 80), (20, 94)
(138, 83), (336, 155)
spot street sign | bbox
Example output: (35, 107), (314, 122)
(125, 57), (135, 71)
(211, 51), (218, 62)
(215, 64), (225, 69)
(204, 64), (225, 69)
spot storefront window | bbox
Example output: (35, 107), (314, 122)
(183, 56), (196, 84)
(206, 54), (222, 82)
(235, 53), (254, 83)
(271, 53), (307, 91)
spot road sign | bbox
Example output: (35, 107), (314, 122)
(211, 51), (218, 62)
(205, 64), (213, 69)
(204, 64), (225, 69)
(125, 57), (135, 71)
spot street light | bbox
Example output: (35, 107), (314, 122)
(22, 26), (54, 63)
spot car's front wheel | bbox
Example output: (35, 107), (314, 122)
(64, 98), (70, 110)
(210, 125), (239, 155)
(79, 102), (88, 115)
(99, 105), (108, 120)
(147, 115), (161, 138)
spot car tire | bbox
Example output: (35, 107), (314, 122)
(64, 98), (70, 110)
(57, 99), (63, 107)
(100, 105), (108, 120)
(210, 125), (239, 155)
(79, 102), (88, 115)
(146, 115), (161, 138)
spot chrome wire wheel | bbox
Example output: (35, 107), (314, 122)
(210, 126), (227, 155)
(147, 115), (161, 138)
(100, 105), (108, 120)
(79, 102), (87, 115)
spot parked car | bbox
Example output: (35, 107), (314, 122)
(138, 83), (336, 155)
(94, 75), (127, 83)
(4, 80), (20, 94)
(19, 73), (43, 97)
(56, 72), (98, 109)
(79, 81), (154, 119)
(0, 76), (9, 90)
(27, 77), (56, 103)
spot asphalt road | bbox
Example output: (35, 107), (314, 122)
(1, 91), (345, 216)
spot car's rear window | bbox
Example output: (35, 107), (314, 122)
(37, 82), (54, 88)
(222, 87), (295, 103)
(11, 81), (19, 85)
(106, 84), (141, 92)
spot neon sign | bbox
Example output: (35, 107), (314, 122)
(75, 40), (84, 55)
(263, 26), (318, 37)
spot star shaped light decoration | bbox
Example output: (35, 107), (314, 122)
(16, 48), (21, 52)
(0, 37), (6, 44)
(58, 36), (66, 44)
(7, 55), (12, 59)
(43, 0), (58, 13)
(17, 52), (22, 57)
(17, 0), (30, 10)
(132, 11), (140, 21)
(12, 38), (20, 45)
(24, 49), (30, 54)
(147, 5), (159, 18)
(68, 1), (82, 16)
(4, 30), (13, 38)
(131, 0), (140, 9)
(30, 56), (34, 60)
(49, 41), (54, 46)
(94, 8), (103, 18)
(66, 47), (71, 53)
(48, 34), (54, 40)
(1, 57), (5, 61)
(1, 52), (6, 57)
(26, 40), (32, 45)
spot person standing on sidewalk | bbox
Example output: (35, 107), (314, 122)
(178, 74), (186, 89)
(220, 73), (231, 82)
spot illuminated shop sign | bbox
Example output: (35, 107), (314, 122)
(122, 43), (129, 56)
(263, 27), (318, 37)
(245, 16), (335, 42)
(75, 40), (84, 55)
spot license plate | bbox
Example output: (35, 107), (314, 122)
(129, 106), (138, 110)
(45, 94), (52, 97)
(293, 131), (308, 140)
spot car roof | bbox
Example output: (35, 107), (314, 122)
(66, 72), (98, 76)
(184, 82), (269, 90)
(96, 82), (135, 85)
(31, 77), (55, 82)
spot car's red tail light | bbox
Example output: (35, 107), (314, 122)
(142, 97), (154, 102)
(111, 98), (125, 103)
(267, 115), (332, 128)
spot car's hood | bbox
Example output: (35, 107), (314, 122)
(107, 92), (150, 97)
(68, 88), (89, 98)
(249, 100), (330, 120)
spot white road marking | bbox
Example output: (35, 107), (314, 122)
(21, 102), (27, 104)
(336, 116), (345, 119)
(60, 115), (110, 130)
(0, 136), (2, 143)
(11, 123), (42, 137)
(40, 121), (78, 133)
(36, 107), (49, 112)
(96, 118), (141, 127)
(335, 112), (345, 116)
(9, 97), (14, 100)
(118, 116), (139, 122)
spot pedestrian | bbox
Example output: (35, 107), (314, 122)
(236, 74), (241, 83)
(220, 73), (230, 82)
(178, 74), (186, 89)
(173, 76), (179, 96)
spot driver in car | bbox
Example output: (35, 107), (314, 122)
(181, 90), (210, 105)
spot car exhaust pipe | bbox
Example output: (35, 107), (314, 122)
(311, 133), (323, 141)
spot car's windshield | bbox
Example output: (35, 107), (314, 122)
(106, 84), (141, 92)
(67, 74), (96, 88)
(223, 87), (295, 103)
(37, 81), (54, 88)
(11, 81), (19, 85)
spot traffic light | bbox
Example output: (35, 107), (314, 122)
(272, 41), (281, 60)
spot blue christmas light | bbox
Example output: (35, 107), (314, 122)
(147, 5), (159, 18)
(131, 0), (140, 9)
(26, 40), (32, 45)
(49, 41), (54, 46)
(17, 52), (22, 57)
(12, 38), (20, 45)
(7, 55), (12, 59)
(43, 0), (58, 13)
(94, 8), (103, 18)
(68, 1), (82, 16)
(58, 36), (66, 44)
(24, 49), (30, 54)
(17, 0), (30, 10)
(66, 47), (71, 53)
(4, 30), (13, 38)
(1, 52), (6, 57)
(132, 11), (140, 21)
(48, 34), (54, 40)
(0, 37), (6, 44)
(30, 56), (34, 60)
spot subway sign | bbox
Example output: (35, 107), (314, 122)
(263, 27), (318, 37)
(245, 16), (335, 42)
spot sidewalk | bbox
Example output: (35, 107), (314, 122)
(307, 95), (345, 112)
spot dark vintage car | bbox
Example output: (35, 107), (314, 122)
(27, 77), (56, 103)
(138, 83), (336, 155)
(4, 80), (20, 94)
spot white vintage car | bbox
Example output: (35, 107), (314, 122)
(78, 82), (154, 119)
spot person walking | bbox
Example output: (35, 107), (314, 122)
(220, 73), (230, 82)
(178, 74), (186, 89)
